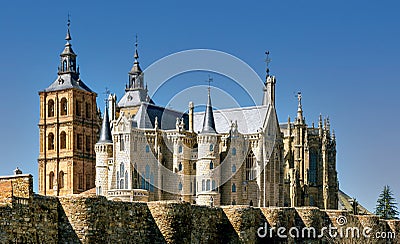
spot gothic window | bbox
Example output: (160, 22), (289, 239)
(178, 182), (183, 191)
(49, 171), (54, 190)
(117, 171), (120, 188)
(59, 171), (64, 188)
(209, 144), (214, 152)
(232, 147), (236, 156)
(178, 162), (183, 171)
(212, 180), (216, 191)
(232, 164), (236, 173)
(85, 102), (91, 118)
(202, 180), (205, 191)
(245, 150), (256, 180)
(60, 98), (68, 115)
(48, 133), (55, 150)
(125, 171), (128, 189)
(75, 100), (82, 116)
(86, 135), (91, 152)
(232, 183), (236, 192)
(209, 161), (214, 170)
(120, 162), (125, 175)
(120, 135), (124, 151)
(120, 179), (124, 189)
(48, 99), (55, 117)
(145, 145), (150, 153)
(309, 150), (317, 185)
(77, 134), (83, 150)
(178, 145), (183, 154)
(206, 179), (211, 191)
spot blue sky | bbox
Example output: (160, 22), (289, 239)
(1, 0), (399, 212)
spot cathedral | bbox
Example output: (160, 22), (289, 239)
(38, 21), (338, 209)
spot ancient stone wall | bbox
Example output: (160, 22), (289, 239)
(0, 176), (399, 244)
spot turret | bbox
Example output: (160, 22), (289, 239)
(196, 83), (220, 206)
(262, 51), (276, 106)
(95, 104), (113, 196)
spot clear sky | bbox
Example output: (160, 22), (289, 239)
(1, 0), (399, 213)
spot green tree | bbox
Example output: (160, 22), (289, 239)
(375, 185), (399, 220)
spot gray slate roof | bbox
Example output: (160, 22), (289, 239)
(118, 89), (153, 108)
(194, 105), (269, 134)
(44, 73), (93, 93)
(132, 103), (189, 130)
(98, 105), (113, 143)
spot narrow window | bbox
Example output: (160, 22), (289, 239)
(60, 98), (68, 116)
(212, 180), (216, 191)
(86, 174), (91, 189)
(245, 150), (256, 180)
(178, 162), (183, 171)
(75, 100), (81, 116)
(178, 145), (183, 154)
(206, 179), (210, 191)
(48, 133), (55, 150)
(85, 102), (91, 118)
(202, 179), (205, 191)
(59, 171), (64, 188)
(232, 147), (236, 156)
(48, 100), (55, 117)
(145, 145), (150, 153)
(232, 164), (236, 173)
(60, 131), (66, 149)
(49, 171), (54, 189)
(209, 161), (214, 170)
(178, 182), (183, 191)
(78, 173), (83, 189)
(120, 135), (124, 151)
(232, 183), (236, 192)
(209, 144), (214, 152)
(125, 171), (128, 189)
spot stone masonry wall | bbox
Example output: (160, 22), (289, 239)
(0, 176), (399, 244)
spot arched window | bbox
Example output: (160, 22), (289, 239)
(209, 161), (214, 170)
(209, 144), (214, 152)
(120, 179), (124, 189)
(116, 172), (120, 188)
(120, 163), (125, 175)
(178, 182), (183, 191)
(212, 180), (216, 191)
(63, 60), (67, 71)
(202, 179), (205, 191)
(178, 145), (183, 154)
(49, 171), (54, 190)
(178, 162), (183, 171)
(48, 133), (55, 150)
(145, 145), (150, 153)
(60, 98), (68, 115)
(245, 150), (256, 180)
(206, 179), (211, 191)
(48, 99), (54, 117)
(232, 147), (236, 156)
(60, 131), (66, 149)
(59, 171), (64, 188)
(232, 164), (236, 173)
(232, 183), (236, 192)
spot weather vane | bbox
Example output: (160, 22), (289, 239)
(67, 13), (71, 27)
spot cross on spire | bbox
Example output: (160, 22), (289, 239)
(207, 75), (213, 94)
(265, 51), (271, 77)
(103, 87), (111, 107)
(65, 13), (71, 42)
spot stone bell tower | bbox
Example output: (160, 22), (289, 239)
(38, 18), (101, 196)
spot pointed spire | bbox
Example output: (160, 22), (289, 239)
(201, 77), (217, 134)
(129, 34), (142, 74)
(296, 92), (304, 124)
(98, 104), (113, 143)
(65, 14), (71, 42)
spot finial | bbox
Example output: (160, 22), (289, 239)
(265, 51), (271, 78)
(297, 92), (302, 109)
(134, 34), (139, 62)
(207, 75), (213, 94)
(103, 87), (111, 108)
(65, 13), (72, 42)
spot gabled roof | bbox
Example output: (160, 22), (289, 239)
(194, 105), (270, 134)
(118, 90), (153, 108)
(44, 73), (93, 93)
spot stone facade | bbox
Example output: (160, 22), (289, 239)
(0, 175), (398, 243)
(38, 22), (101, 196)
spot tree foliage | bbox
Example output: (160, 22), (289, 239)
(375, 185), (399, 220)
